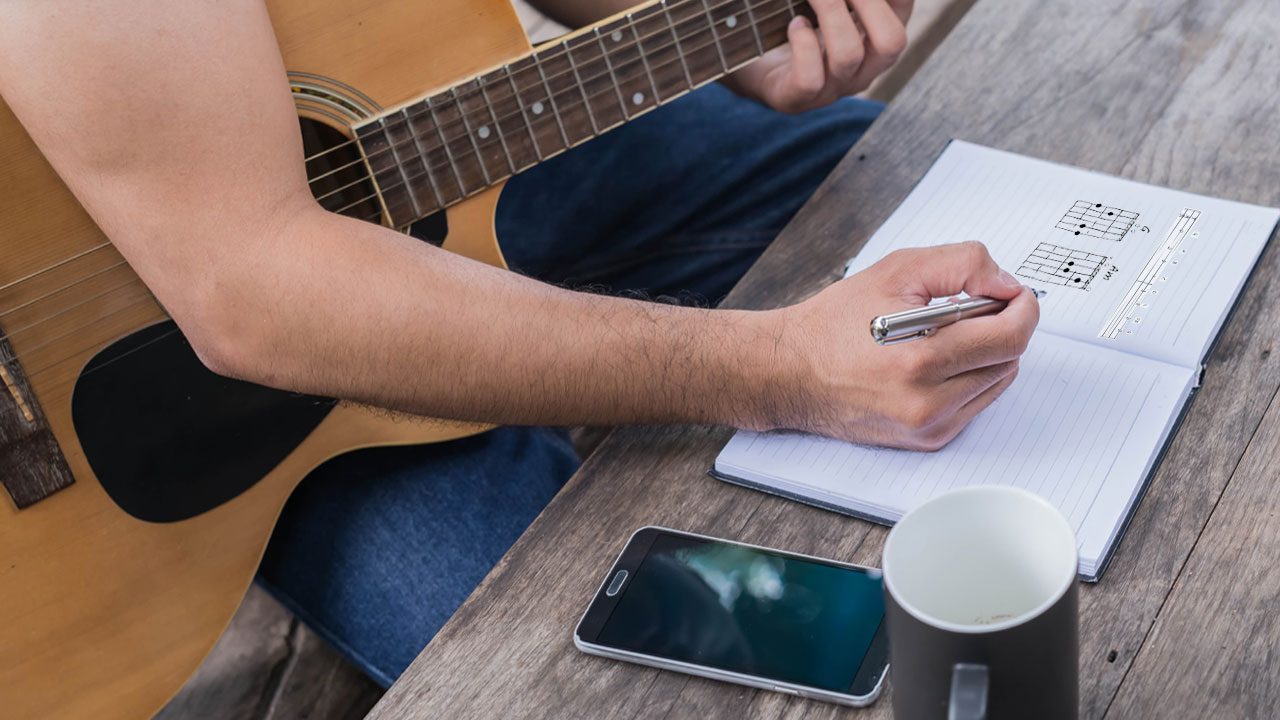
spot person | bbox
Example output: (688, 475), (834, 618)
(0, 0), (1037, 686)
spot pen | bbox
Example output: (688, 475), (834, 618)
(870, 296), (1009, 345)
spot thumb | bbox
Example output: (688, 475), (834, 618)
(892, 241), (1023, 305)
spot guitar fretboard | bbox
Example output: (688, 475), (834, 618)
(354, 0), (808, 228)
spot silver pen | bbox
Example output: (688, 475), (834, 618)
(870, 296), (1008, 345)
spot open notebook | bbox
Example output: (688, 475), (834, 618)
(713, 141), (1280, 580)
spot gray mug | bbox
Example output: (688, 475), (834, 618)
(882, 486), (1079, 720)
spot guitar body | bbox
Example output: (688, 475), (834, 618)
(0, 1), (529, 717)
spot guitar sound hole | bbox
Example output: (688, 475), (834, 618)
(302, 118), (382, 222)
(301, 117), (448, 245)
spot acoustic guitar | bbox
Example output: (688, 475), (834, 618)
(0, 0), (814, 716)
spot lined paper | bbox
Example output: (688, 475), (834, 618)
(716, 335), (1194, 578)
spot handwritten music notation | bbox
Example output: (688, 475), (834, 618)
(1100, 208), (1201, 340)
(1058, 201), (1139, 242)
(1017, 242), (1108, 290)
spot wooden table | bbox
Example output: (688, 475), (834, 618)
(367, 0), (1280, 716)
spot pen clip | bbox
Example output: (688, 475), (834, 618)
(877, 328), (936, 346)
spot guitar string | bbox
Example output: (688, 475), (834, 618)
(0, 0), (791, 307)
(0, 0), (803, 376)
(310, 0), (799, 197)
(0, 259), (130, 320)
(317, 0), (800, 209)
(300, 0), (797, 169)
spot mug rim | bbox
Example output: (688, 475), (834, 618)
(882, 485), (1077, 635)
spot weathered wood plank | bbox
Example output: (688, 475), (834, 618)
(157, 586), (381, 720)
(368, 0), (1280, 718)
(1103, 360), (1280, 716)
(263, 618), (383, 720)
(155, 586), (295, 720)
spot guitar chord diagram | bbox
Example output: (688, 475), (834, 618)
(1016, 243), (1108, 290)
(1100, 208), (1201, 340)
(1058, 201), (1139, 242)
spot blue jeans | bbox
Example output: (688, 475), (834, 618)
(256, 85), (882, 687)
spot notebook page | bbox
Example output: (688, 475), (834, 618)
(715, 333), (1196, 575)
(844, 141), (1280, 368)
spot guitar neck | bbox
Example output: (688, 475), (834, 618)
(353, 0), (810, 228)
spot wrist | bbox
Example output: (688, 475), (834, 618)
(722, 307), (813, 433)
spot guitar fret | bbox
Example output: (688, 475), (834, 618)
(453, 88), (492, 185)
(702, 0), (730, 73)
(705, 0), (767, 71)
(594, 27), (631, 120)
(742, 0), (766, 54)
(533, 52), (572, 147)
(400, 107), (446, 209)
(427, 100), (468, 195)
(661, 0), (696, 90)
(505, 64), (545, 161)
(629, 14), (662, 102)
(477, 80), (518, 174)
(561, 40), (600, 135)
(380, 121), (422, 219)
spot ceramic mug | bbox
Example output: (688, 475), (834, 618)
(882, 485), (1078, 720)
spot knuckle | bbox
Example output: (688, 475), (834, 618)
(797, 74), (826, 97)
(1005, 359), (1021, 384)
(830, 44), (866, 77)
(899, 344), (934, 379)
(871, 25), (908, 59)
(905, 419), (954, 451)
(962, 240), (993, 268)
(896, 398), (939, 434)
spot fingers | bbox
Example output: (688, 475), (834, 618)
(781, 16), (827, 110)
(808, 0), (865, 86)
(846, 0), (908, 89)
(928, 286), (1040, 376)
(922, 361), (1020, 449)
(886, 241), (1025, 305)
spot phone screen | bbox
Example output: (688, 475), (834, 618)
(586, 531), (885, 694)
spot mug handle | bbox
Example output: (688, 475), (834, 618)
(948, 663), (989, 720)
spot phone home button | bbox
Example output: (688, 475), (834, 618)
(606, 570), (628, 596)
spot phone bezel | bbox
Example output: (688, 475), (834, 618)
(573, 526), (889, 706)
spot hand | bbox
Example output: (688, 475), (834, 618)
(760, 242), (1039, 450)
(724, 0), (912, 113)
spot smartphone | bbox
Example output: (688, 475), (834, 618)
(573, 526), (889, 706)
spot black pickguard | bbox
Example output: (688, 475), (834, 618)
(71, 322), (337, 523)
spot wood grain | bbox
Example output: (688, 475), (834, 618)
(366, 0), (1280, 718)
(155, 586), (382, 720)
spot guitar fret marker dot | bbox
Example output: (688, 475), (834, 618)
(632, 92), (645, 105)
(477, 125), (490, 139)
(612, 30), (623, 42)
(726, 15), (738, 28)
(532, 102), (545, 115)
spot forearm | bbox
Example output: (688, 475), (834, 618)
(206, 205), (786, 429)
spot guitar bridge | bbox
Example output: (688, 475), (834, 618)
(0, 328), (75, 509)
(0, 360), (35, 423)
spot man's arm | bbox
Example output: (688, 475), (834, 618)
(0, 0), (1036, 450)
